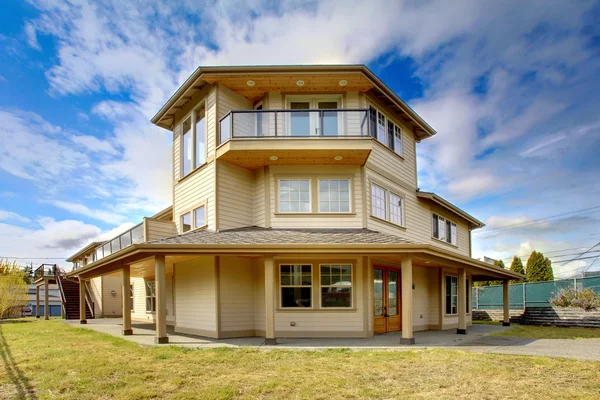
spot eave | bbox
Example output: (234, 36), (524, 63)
(416, 191), (485, 229)
(66, 242), (103, 262)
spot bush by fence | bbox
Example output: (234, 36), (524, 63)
(472, 276), (600, 310)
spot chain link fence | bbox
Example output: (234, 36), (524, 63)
(472, 276), (600, 310)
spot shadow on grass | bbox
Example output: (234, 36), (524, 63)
(0, 325), (37, 399)
(0, 318), (36, 325)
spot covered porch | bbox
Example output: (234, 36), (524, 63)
(66, 228), (520, 346)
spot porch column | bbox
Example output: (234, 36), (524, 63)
(154, 255), (168, 344)
(503, 280), (510, 326)
(79, 278), (87, 324)
(44, 279), (49, 320)
(264, 256), (276, 345)
(122, 265), (133, 335)
(35, 285), (40, 318)
(457, 268), (467, 334)
(400, 257), (414, 344)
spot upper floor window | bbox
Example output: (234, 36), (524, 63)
(433, 214), (457, 246)
(180, 203), (207, 234)
(319, 179), (350, 213)
(181, 212), (191, 233)
(145, 281), (156, 312)
(279, 179), (310, 213)
(181, 107), (206, 178)
(371, 183), (405, 227)
(369, 106), (403, 157)
(194, 205), (206, 229)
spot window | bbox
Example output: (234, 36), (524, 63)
(195, 110), (206, 167)
(320, 264), (352, 308)
(433, 214), (457, 245)
(290, 101), (310, 136)
(466, 278), (470, 314)
(369, 106), (377, 139)
(130, 284), (134, 311)
(446, 275), (458, 315)
(194, 205), (206, 228)
(371, 184), (387, 220)
(280, 265), (312, 308)
(369, 105), (403, 156)
(181, 212), (191, 233)
(389, 193), (404, 226)
(392, 124), (403, 156)
(279, 179), (310, 213)
(182, 117), (192, 176)
(377, 109), (386, 144)
(319, 179), (350, 213)
(145, 281), (156, 312)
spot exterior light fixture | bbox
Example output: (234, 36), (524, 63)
(334, 156), (343, 161)
(269, 155), (278, 161)
(296, 80), (305, 87)
(247, 80), (255, 87)
(339, 80), (348, 86)
(111, 290), (117, 297)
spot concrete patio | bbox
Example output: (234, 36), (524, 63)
(64, 319), (600, 360)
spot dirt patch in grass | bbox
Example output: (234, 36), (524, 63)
(1, 319), (599, 399)
(491, 324), (600, 339)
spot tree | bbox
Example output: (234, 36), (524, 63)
(526, 251), (554, 282)
(509, 256), (525, 283)
(0, 260), (29, 319)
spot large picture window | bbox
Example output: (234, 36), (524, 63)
(320, 264), (352, 308)
(445, 275), (458, 315)
(371, 184), (386, 220)
(279, 179), (310, 213)
(319, 179), (350, 213)
(145, 281), (156, 312)
(181, 107), (207, 177)
(280, 265), (312, 308)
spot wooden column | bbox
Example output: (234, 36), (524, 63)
(79, 278), (87, 324)
(503, 280), (510, 326)
(44, 280), (50, 320)
(264, 256), (276, 345)
(400, 257), (414, 344)
(35, 285), (40, 318)
(122, 266), (133, 335)
(457, 268), (467, 334)
(154, 255), (168, 344)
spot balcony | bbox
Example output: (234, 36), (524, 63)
(92, 223), (144, 265)
(217, 109), (373, 170)
(33, 264), (57, 282)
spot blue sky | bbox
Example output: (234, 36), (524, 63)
(1, 0), (599, 277)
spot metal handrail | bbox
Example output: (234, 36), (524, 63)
(85, 222), (144, 266)
(84, 281), (95, 319)
(218, 108), (371, 145)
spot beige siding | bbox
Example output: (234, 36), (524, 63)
(253, 167), (266, 227)
(269, 165), (363, 229)
(217, 161), (255, 230)
(274, 257), (366, 337)
(412, 266), (440, 330)
(174, 256), (217, 336)
(145, 219), (177, 241)
(101, 275), (123, 317)
(219, 257), (255, 335)
(440, 267), (473, 329)
(365, 168), (471, 257)
(253, 258), (266, 333)
(130, 275), (175, 324)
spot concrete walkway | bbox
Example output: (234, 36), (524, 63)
(65, 319), (600, 361)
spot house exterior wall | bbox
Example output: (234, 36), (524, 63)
(89, 277), (103, 316)
(130, 275), (175, 324)
(101, 275), (123, 317)
(218, 256), (256, 337)
(173, 256), (218, 337)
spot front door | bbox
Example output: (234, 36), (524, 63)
(373, 267), (402, 334)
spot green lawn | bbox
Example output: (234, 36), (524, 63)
(491, 324), (600, 339)
(1, 319), (599, 399)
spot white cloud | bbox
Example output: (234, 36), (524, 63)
(0, 210), (30, 224)
(71, 135), (118, 155)
(49, 200), (125, 225)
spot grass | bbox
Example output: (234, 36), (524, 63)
(491, 324), (600, 339)
(1, 319), (599, 399)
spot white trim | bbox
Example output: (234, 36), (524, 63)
(445, 274), (458, 316)
(370, 183), (386, 220)
(433, 213), (457, 246)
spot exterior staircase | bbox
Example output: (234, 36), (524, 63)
(57, 273), (94, 320)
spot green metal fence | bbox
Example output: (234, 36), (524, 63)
(472, 276), (600, 309)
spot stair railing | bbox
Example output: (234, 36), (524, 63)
(84, 281), (95, 319)
(55, 267), (68, 319)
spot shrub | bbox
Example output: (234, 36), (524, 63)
(550, 288), (600, 311)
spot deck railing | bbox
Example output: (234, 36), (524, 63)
(33, 264), (57, 281)
(219, 109), (370, 145)
(91, 223), (144, 265)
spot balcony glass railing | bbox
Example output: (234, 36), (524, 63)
(90, 223), (144, 265)
(219, 109), (369, 145)
(33, 264), (57, 281)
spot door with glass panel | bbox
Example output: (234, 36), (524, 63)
(373, 266), (402, 334)
(287, 97), (340, 136)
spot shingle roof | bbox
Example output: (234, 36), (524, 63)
(145, 226), (416, 246)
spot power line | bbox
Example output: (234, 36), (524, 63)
(0, 256), (68, 260)
(474, 205), (600, 236)
(497, 245), (599, 262)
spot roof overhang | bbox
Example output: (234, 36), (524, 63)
(150, 65), (436, 140)
(416, 191), (485, 229)
(66, 242), (522, 281)
(151, 205), (173, 220)
(66, 242), (103, 262)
